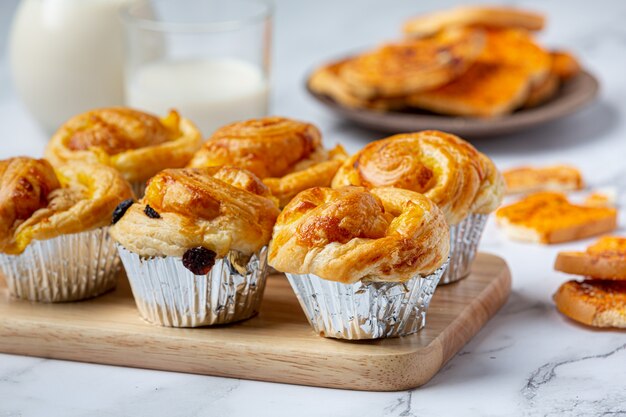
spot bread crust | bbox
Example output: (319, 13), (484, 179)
(45, 108), (202, 183)
(0, 157), (133, 254)
(554, 280), (626, 328)
(268, 186), (449, 284)
(332, 130), (504, 225)
(503, 164), (584, 195)
(109, 166), (280, 258)
(188, 117), (348, 208)
(496, 192), (617, 244)
(403, 5), (545, 38)
(555, 236), (626, 280)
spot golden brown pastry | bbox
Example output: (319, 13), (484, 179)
(554, 280), (626, 328)
(268, 186), (450, 284)
(45, 108), (202, 186)
(403, 5), (545, 38)
(110, 166), (280, 258)
(188, 117), (348, 207)
(332, 130), (504, 225)
(555, 236), (626, 280)
(503, 164), (584, 195)
(338, 27), (485, 99)
(308, 58), (408, 111)
(496, 192), (618, 244)
(0, 157), (133, 255)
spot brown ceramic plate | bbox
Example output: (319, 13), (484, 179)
(306, 70), (599, 138)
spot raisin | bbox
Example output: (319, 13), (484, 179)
(182, 247), (217, 275)
(144, 204), (161, 219)
(111, 199), (134, 224)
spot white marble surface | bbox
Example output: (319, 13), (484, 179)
(1, 0), (626, 416)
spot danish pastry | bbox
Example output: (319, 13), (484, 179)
(308, 58), (407, 111)
(0, 157), (133, 302)
(339, 27), (485, 99)
(0, 157), (133, 255)
(332, 130), (504, 225)
(554, 280), (626, 328)
(268, 186), (449, 284)
(503, 164), (584, 195)
(403, 5), (545, 38)
(110, 166), (280, 258)
(496, 192), (617, 244)
(110, 165), (280, 327)
(188, 117), (348, 207)
(45, 108), (202, 193)
(555, 236), (626, 280)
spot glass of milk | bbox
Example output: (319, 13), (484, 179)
(122, 0), (272, 137)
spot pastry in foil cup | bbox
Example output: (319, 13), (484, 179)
(286, 260), (448, 340)
(0, 228), (120, 302)
(440, 213), (487, 285)
(118, 245), (268, 327)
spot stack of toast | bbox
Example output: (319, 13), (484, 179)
(309, 6), (581, 118)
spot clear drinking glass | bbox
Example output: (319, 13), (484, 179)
(122, 0), (272, 137)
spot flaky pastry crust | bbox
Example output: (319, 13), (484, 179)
(268, 186), (449, 284)
(45, 108), (202, 183)
(0, 157), (133, 254)
(403, 5), (545, 38)
(109, 166), (280, 258)
(332, 130), (504, 225)
(188, 117), (348, 207)
(339, 27), (485, 99)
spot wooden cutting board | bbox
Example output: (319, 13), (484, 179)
(0, 252), (510, 391)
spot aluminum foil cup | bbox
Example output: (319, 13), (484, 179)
(440, 213), (488, 285)
(118, 245), (268, 327)
(0, 228), (120, 302)
(286, 261), (448, 340)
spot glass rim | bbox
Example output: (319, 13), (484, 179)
(120, 0), (273, 33)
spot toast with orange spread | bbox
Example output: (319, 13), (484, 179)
(555, 236), (626, 280)
(503, 164), (584, 195)
(554, 280), (626, 328)
(495, 192), (617, 244)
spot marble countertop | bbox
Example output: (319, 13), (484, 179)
(1, 0), (626, 416)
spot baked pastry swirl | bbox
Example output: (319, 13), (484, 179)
(188, 117), (348, 207)
(332, 130), (504, 225)
(339, 27), (485, 99)
(268, 186), (450, 284)
(0, 157), (133, 255)
(109, 166), (280, 258)
(45, 108), (202, 185)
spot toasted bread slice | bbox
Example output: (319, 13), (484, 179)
(554, 280), (626, 328)
(407, 61), (531, 117)
(403, 6), (545, 38)
(308, 59), (407, 111)
(339, 27), (485, 99)
(523, 72), (559, 108)
(551, 50), (581, 81)
(584, 188), (617, 208)
(496, 192), (617, 244)
(555, 236), (626, 280)
(503, 164), (584, 195)
(478, 29), (551, 86)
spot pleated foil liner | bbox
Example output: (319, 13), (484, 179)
(440, 213), (488, 285)
(0, 228), (120, 302)
(286, 261), (448, 340)
(117, 245), (268, 327)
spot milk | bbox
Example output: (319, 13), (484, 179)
(126, 58), (269, 136)
(9, 0), (133, 133)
